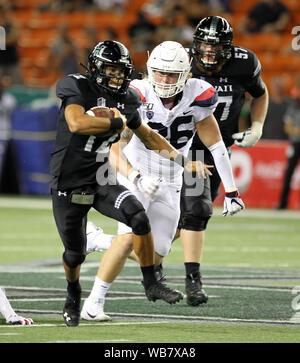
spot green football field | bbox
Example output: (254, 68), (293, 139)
(0, 195), (300, 345)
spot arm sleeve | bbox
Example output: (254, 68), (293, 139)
(208, 140), (236, 191)
(126, 110), (142, 129)
(125, 84), (143, 129)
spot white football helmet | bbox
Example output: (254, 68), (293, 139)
(147, 41), (191, 98)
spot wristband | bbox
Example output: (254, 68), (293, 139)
(109, 117), (123, 130)
(225, 190), (239, 198)
(174, 153), (189, 167)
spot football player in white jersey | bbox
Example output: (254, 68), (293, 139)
(0, 287), (34, 325)
(82, 41), (244, 321)
(114, 42), (223, 263)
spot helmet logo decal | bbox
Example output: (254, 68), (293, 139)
(94, 45), (105, 57)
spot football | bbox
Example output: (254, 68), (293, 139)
(86, 106), (115, 118)
(86, 107), (116, 137)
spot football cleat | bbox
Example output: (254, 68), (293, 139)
(185, 273), (208, 306)
(80, 298), (111, 322)
(145, 280), (184, 304)
(7, 315), (34, 326)
(63, 293), (81, 327)
(86, 221), (114, 254)
(141, 264), (166, 287)
(154, 264), (166, 282)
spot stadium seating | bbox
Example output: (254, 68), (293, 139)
(7, 0), (300, 93)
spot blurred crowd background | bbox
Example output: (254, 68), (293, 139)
(0, 0), (299, 208)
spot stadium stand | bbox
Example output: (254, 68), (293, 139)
(4, 0), (300, 95)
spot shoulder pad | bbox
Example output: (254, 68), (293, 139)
(123, 85), (142, 110)
(190, 86), (218, 108)
(56, 74), (88, 100)
(129, 79), (146, 102)
(231, 46), (261, 78)
(186, 78), (218, 108)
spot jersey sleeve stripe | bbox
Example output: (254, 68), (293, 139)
(253, 59), (261, 77)
(130, 84), (146, 103)
(190, 86), (218, 107)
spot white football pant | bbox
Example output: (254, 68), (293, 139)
(117, 173), (181, 257)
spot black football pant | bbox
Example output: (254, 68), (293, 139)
(52, 183), (146, 267)
(179, 146), (229, 231)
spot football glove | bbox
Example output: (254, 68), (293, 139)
(232, 121), (263, 148)
(129, 170), (161, 201)
(7, 314), (34, 325)
(223, 190), (245, 217)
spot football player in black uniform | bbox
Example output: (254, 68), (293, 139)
(177, 16), (269, 305)
(51, 40), (207, 326)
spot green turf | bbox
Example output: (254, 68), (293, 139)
(166, 214), (300, 269)
(0, 316), (300, 343)
(0, 196), (300, 343)
(3, 264), (296, 322)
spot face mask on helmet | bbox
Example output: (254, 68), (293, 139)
(147, 41), (191, 98)
(192, 16), (233, 71)
(87, 40), (134, 94)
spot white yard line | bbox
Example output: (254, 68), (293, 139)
(1, 312), (298, 327)
(1, 196), (300, 219)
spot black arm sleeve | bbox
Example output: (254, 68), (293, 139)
(126, 110), (142, 130)
(123, 87), (143, 129)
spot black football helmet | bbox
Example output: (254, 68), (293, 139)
(87, 40), (134, 94)
(192, 16), (233, 70)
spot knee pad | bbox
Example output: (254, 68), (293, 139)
(130, 210), (151, 235)
(181, 197), (213, 231)
(63, 250), (85, 268)
(121, 196), (151, 235)
(181, 215), (210, 231)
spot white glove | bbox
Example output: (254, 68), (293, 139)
(232, 121), (263, 148)
(129, 170), (160, 201)
(223, 191), (245, 217)
(6, 314), (34, 325)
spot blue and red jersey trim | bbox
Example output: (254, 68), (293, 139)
(190, 86), (218, 108)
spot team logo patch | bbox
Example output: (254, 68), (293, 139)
(146, 110), (154, 119)
(97, 97), (106, 107)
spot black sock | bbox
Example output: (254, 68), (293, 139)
(67, 280), (81, 297)
(184, 262), (200, 278)
(141, 265), (156, 288)
(154, 263), (163, 272)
